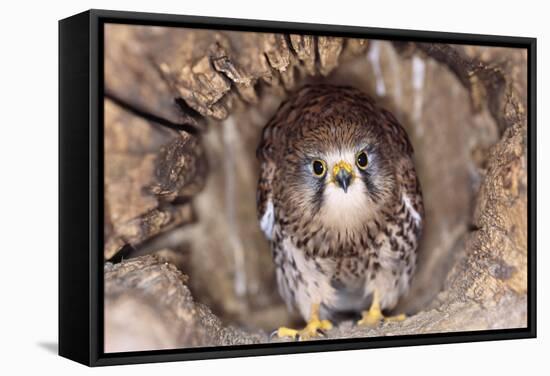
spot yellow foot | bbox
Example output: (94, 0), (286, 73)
(357, 289), (406, 327)
(274, 304), (333, 341)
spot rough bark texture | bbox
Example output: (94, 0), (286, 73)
(104, 255), (266, 352)
(103, 24), (528, 351)
(103, 99), (206, 260)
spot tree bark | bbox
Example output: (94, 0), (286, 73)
(103, 24), (528, 348)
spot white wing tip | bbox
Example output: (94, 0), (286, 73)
(260, 200), (275, 240)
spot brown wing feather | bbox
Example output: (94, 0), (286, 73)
(380, 109), (414, 156)
(256, 106), (281, 221)
(256, 93), (298, 220)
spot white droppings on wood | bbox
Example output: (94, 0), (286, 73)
(411, 55), (426, 132)
(367, 41), (386, 97)
(388, 44), (403, 109)
(223, 116), (247, 297)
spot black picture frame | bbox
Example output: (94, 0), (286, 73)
(59, 9), (537, 367)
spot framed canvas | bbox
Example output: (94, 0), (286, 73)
(59, 9), (536, 366)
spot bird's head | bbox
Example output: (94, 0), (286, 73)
(295, 142), (392, 231)
(273, 86), (400, 233)
(281, 134), (393, 237)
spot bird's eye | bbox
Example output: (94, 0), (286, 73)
(356, 151), (368, 170)
(312, 159), (327, 177)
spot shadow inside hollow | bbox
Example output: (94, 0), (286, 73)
(37, 342), (58, 355)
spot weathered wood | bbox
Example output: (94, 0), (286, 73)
(104, 24), (204, 129)
(106, 24), (369, 124)
(103, 99), (206, 260)
(148, 133), (207, 202)
(103, 25), (528, 346)
(317, 36), (344, 76)
(289, 34), (316, 76)
(104, 255), (266, 352)
(395, 42), (526, 135)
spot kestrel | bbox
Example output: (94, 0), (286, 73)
(256, 84), (424, 340)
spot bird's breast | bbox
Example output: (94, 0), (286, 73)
(275, 235), (371, 320)
(318, 176), (377, 232)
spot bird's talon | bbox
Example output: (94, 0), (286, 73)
(274, 304), (333, 341)
(358, 289), (407, 327)
(357, 310), (383, 327)
(384, 313), (407, 322)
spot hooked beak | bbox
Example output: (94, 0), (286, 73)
(336, 169), (352, 193)
(332, 161), (353, 193)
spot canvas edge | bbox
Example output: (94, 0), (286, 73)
(59, 10), (93, 366)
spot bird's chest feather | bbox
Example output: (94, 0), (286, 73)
(274, 236), (370, 320)
(272, 193), (422, 321)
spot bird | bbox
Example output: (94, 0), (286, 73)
(256, 84), (424, 340)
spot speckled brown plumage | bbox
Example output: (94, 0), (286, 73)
(257, 84), (424, 323)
